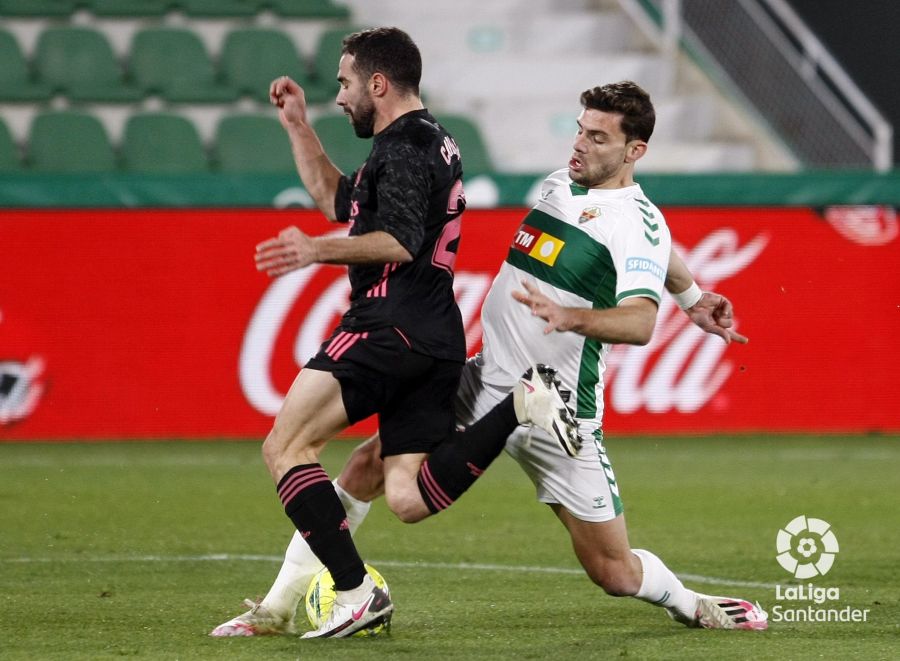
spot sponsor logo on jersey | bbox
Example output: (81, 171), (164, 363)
(512, 224), (565, 266)
(626, 257), (665, 281)
(578, 205), (601, 224)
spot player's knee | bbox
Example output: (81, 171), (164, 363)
(260, 428), (281, 472)
(384, 489), (429, 524)
(585, 558), (641, 597)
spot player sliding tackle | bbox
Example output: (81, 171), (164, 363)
(212, 79), (767, 638)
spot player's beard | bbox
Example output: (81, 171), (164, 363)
(349, 96), (376, 138)
(570, 158), (622, 188)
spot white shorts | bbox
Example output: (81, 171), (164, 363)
(455, 356), (624, 523)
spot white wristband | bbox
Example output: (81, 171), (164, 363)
(672, 282), (702, 310)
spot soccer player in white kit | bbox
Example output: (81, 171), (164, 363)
(212, 81), (767, 636)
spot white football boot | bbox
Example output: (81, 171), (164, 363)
(209, 599), (295, 637)
(301, 574), (393, 639)
(513, 364), (580, 457)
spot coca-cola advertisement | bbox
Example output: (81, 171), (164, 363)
(1, 206), (897, 440)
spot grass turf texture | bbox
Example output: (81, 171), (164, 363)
(1, 435), (897, 660)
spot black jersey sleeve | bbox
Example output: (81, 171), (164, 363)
(373, 140), (431, 256)
(333, 171), (357, 223)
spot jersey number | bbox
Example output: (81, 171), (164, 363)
(432, 216), (461, 273)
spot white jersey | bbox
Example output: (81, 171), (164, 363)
(480, 168), (671, 424)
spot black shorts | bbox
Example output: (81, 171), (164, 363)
(305, 326), (462, 457)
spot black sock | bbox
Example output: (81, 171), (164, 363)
(417, 394), (519, 513)
(277, 464), (366, 591)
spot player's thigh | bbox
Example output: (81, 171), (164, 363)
(269, 367), (349, 453)
(553, 506), (640, 592)
(379, 358), (462, 457)
(553, 506), (633, 560)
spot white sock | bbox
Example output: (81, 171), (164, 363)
(632, 549), (698, 620)
(260, 480), (372, 620)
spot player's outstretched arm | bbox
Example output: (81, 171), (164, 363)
(270, 76), (342, 220)
(512, 280), (657, 345)
(665, 247), (748, 345)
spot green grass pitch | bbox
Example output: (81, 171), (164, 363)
(1, 435), (897, 660)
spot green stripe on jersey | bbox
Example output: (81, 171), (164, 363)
(576, 334), (602, 418)
(505, 208), (617, 307)
(616, 287), (661, 304)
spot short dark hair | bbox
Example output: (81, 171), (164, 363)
(342, 27), (422, 96)
(580, 81), (655, 143)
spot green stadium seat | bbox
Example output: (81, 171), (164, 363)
(88, 0), (172, 17)
(181, 0), (259, 17)
(435, 114), (493, 176)
(130, 28), (238, 103)
(268, 0), (350, 19)
(305, 27), (356, 103)
(34, 27), (143, 102)
(0, 29), (52, 101)
(0, 0), (75, 16)
(27, 111), (116, 172)
(213, 114), (294, 173)
(121, 113), (208, 173)
(0, 118), (22, 171)
(311, 114), (371, 175)
(220, 28), (319, 104)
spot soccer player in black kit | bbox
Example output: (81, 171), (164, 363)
(253, 27), (576, 638)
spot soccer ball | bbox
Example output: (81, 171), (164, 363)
(305, 563), (390, 636)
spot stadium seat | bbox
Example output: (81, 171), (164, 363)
(130, 28), (238, 103)
(27, 111), (116, 172)
(0, 118), (22, 171)
(88, 0), (172, 17)
(435, 114), (493, 176)
(220, 28), (319, 104)
(0, 29), (52, 101)
(305, 27), (357, 103)
(311, 114), (371, 175)
(0, 0), (75, 16)
(213, 114), (294, 173)
(34, 27), (143, 102)
(180, 0), (259, 17)
(121, 113), (208, 173)
(268, 0), (350, 19)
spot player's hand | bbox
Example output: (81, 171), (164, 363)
(255, 226), (319, 277)
(685, 291), (748, 344)
(270, 76), (309, 129)
(512, 280), (572, 334)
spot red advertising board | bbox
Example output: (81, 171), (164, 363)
(1, 206), (898, 440)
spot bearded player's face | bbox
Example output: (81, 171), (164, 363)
(336, 54), (376, 139)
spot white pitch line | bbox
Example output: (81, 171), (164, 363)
(0, 553), (778, 589)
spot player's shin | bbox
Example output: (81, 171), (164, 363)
(632, 548), (699, 623)
(416, 395), (518, 513)
(277, 464), (367, 591)
(260, 480), (372, 620)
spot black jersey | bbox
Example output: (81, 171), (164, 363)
(333, 109), (467, 362)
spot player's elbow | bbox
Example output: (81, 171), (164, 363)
(631, 324), (654, 346)
(626, 312), (657, 346)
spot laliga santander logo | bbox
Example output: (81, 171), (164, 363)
(0, 307), (46, 426)
(239, 227), (768, 416)
(776, 515), (839, 579)
(606, 228), (768, 413)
